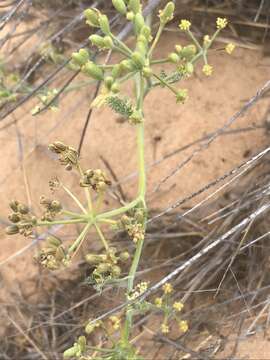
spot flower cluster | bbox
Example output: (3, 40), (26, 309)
(48, 141), (78, 171)
(80, 169), (111, 193)
(35, 235), (68, 270)
(6, 200), (37, 237)
(153, 283), (188, 335)
(40, 195), (62, 221)
(119, 208), (146, 243)
(85, 247), (130, 286)
(127, 281), (149, 300)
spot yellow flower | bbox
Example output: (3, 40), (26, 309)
(137, 281), (148, 293)
(155, 297), (163, 308)
(179, 19), (191, 31)
(203, 35), (211, 47)
(179, 320), (188, 333)
(162, 283), (173, 294)
(202, 64), (213, 76)
(109, 316), (121, 330)
(161, 323), (169, 334)
(216, 17), (228, 30)
(225, 43), (235, 54)
(173, 301), (184, 312)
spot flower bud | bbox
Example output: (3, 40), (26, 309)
(168, 52), (180, 64)
(63, 345), (79, 359)
(175, 45), (182, 54)
(140, 25), (152, 42)
(136, 40), (147, 56)
(6, 225), (19, 235)
(8, 213), (21, 223)
(134, 13), (145, 34)
(112, 265), (121, 277)
(142, 66), (152, 78)
(129, 0), (141, 14)
(85, 254), (107, 264)
(71, 49), (89, 66)
(97, 263), (111, 273)
(126, 11), (135, 21)
(104, 76), (114, 89)
(112, 0), (127, 15)
(180, 45), (197, 60)
(111, 82), (120, 93)
(47, 235), (62, 248)
(99, 14), (110, 35)
(48, 141), (67, 153)
(159, 2), (175, 25)
(111, 64), (122, 78)
(120, 59), (135, 71)
(78, 336), (86, 352)
(89, 34), (105, 48)
(84, 8), (100, 27)
(119, 251), (130, 261)
(131, 51), (145, 68)
(85, 322), (95, 334)
(82, 61), (104, 80)
(9, 200), (19, 212)
(103, 35), (114, 49)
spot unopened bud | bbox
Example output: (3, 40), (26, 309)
(129, 0), (141, 14)
(168, 52), (180, 64)
(159, 2), (175, 25)
(6, 225), (19, 235)
(112, 0), (127, 15)
(71, 49), (89, 66)
(82, 61), (104, 80)
(134, 13), (145, 34)
(84, 8), (100, 27)
(89, 34), (105, 48)
(99, 14), (110, 35)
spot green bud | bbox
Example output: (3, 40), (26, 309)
(119, 251), (130, 261)
(131, 51), (145, 68)
(142, 66), (152, 78)
(168, 52), (180, 63)
(129, 0), (141, 14)
(112, 0), (127, 15)
(103, 35), (114, 48)
(126, 11), (135, 21)
(85, 254), (107, 264)
(84, 8), (100, 27)
(186, 62), (194, 75)
(176, 89), (188, 103)
(134, 13), (145, 34)
(82, 61), (104, 80)
(47, 235), (62, 248)
(180, 45), (197, 60)
(111, 82), (120, 93)
(112, 265), (121, 277)
(99, 14), (111, 35)
(78, 336), (86, 352)
(159, 2), (175, 24)
(120, 59), (135, 71)
(112, 64), (122, 78)
(5, 225), (19, 235)
(140, 25), (152, 42)
(63, 345), (79, 359)
(89, 34), (105, 48)
(71, 49), (89, 66)
(130, 109), (143, 124)
(136, 40), (147, 56)
(104, 76), (114, 89)
(97, 262), (111, 273)
(85, 322), (96, 334)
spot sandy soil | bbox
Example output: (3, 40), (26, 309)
(0, 31), (270, 358)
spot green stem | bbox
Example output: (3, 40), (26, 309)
(94, 223), (109, 251)
(96, 197), (141, 220)
(37, 218), (87, 226)
(122, 74), (147, 344)
(68, 222), (92, 254)
(148, 24), (164, 58)
(77, 164), (94, 215)
(62, 209), (83, 218)
(62, 184), (87, 214)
